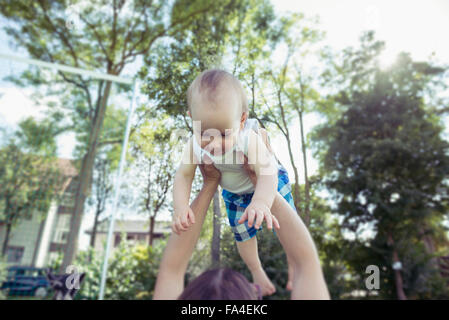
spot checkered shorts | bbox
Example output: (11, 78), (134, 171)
(221, 165), (296, 242)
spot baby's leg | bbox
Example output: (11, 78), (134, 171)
(235, 236), (276, 296)
(270, 191), (330, 299)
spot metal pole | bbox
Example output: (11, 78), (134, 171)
(98, 79), (139, 300)
(0, 53), (132, 85)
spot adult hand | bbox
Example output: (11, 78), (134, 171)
(198, 155), (221, 184)
(258, 127), (274, 154)
(243, 155), (257, 186)
(242, 127), (273, 186)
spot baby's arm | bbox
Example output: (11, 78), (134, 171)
(172, 136), (198, 235)
(238, 129), (279, 229)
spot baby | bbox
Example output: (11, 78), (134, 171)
(172, 69), (297, 295)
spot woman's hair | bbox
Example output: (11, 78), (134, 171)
(186, 69), (249, 115)
(178, 268), (260, 300)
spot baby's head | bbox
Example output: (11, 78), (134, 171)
(187, 69), (249, 155)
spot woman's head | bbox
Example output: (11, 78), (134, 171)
(178, 268), (261, 300)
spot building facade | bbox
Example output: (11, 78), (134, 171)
(0, 159), (78, 267)
(85, 219), (171, 256)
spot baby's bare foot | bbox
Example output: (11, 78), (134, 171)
(251, 267), (276, 296)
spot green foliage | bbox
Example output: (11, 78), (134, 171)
(302, 177), (359, 299)
(48, 251), (64, 273)
(1, 0), (447, 301)
(0, 0), (225, 269)
(15, 117), (58, 155)
(313, 33), (449, 299)
(139, 0), (257, 129)
(73, 239), (166, 300)
(0, 120), (62, 256)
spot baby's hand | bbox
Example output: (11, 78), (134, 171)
(172, 205), (196, 235)
(238, 199), (280, 230)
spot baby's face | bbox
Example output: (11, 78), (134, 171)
(190, 83), (244, 156)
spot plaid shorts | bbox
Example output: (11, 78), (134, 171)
(221, 165), (296, 242)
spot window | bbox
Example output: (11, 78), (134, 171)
(66, 179), (78, 193)
(53, 230), (69, 243)
(7, 247), (24, 263)
(53, 214), (71, 244)
(57, 214), (71, 229)
(60, 192), (75, 208)
(114, 234), (121, 247)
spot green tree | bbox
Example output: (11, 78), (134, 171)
(0, 0), (227, 271)
(313, 41), (449, 299)
(254, 12), (324, 225)
(0, 118), (62, 256)
(129, 116), (175, 246)
(302, 175), (360, 299)
(86, 156), (112, 251)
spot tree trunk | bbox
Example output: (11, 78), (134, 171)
(89, 210), (101, 249)
(298, 110), (311, 226)
(211, 190), (221, 267)
(387, 233), (407, 300)
(284, 133), (302, 218)
(87, 208), (101, 263)
(149, 216), (155, 246)
(60, 80), (112, 273)
(1, 223), (12, 257)
(392, 249), (407, 300)
(418, 225), (440, 278)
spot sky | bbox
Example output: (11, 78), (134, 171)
(0, 1), (448, 250)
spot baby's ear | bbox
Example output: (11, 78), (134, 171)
(187, 110), (192, 118)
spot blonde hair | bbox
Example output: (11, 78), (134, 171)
(186, 69), (248, 115)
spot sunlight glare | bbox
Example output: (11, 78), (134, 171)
(377, 47), (397, 70)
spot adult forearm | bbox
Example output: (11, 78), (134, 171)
(191, 180), (219, 215)
(173, 179), (219, 268)
(170, 179), (219, 270)
(153, 179), (219, 300)
(271, 193), (330, 299)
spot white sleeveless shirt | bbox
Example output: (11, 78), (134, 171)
(192, 118), (279, 195)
